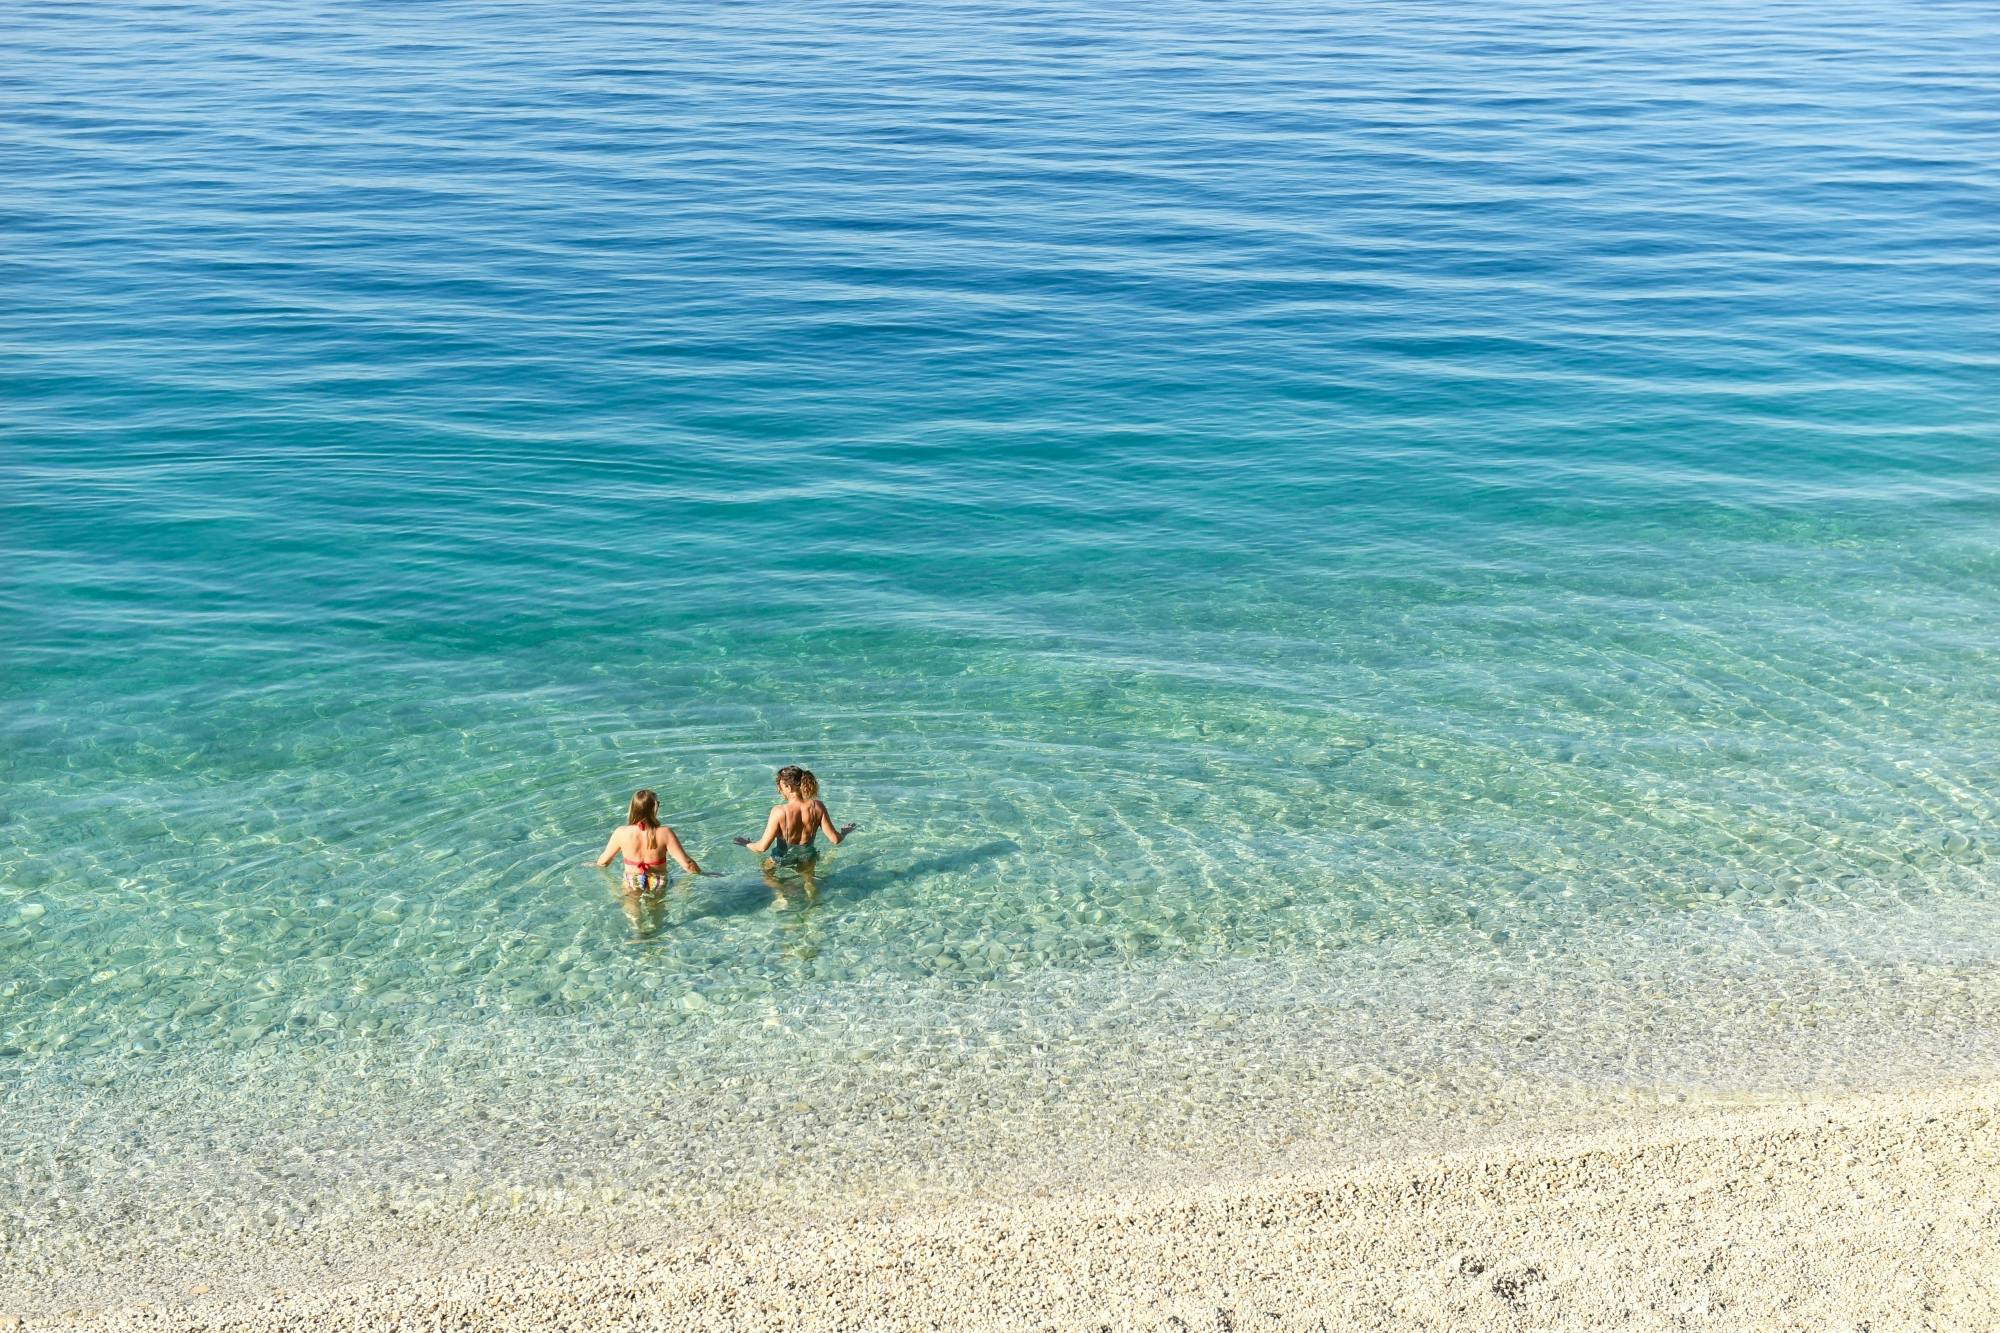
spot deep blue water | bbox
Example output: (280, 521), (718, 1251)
(4, 0), (2000, 1300)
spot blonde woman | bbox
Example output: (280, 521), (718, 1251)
(596, 788), (702, 892)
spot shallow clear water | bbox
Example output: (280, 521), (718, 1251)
(5, 0), (2000, 1298)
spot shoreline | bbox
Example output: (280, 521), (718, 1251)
(18, 1079), (1998, 1331)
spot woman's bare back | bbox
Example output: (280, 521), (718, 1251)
(771, 800), (825, 847)
(621, 823), (674, 866)
(597, 817), (700, 880)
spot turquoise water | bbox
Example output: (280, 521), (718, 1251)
(6, 0), (2000, 1301)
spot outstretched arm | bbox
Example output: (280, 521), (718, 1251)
(735, 806), (782, 854)
(816, 800), (857, 846)
(662, 825), (701, 875)
(594, 829), (622, 868)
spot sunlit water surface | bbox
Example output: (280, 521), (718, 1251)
(4, 0), (2000, 1304)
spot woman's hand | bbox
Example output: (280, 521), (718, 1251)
(839, 824), (858, 838)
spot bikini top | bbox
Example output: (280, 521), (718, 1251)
(629, 822), (665, 870)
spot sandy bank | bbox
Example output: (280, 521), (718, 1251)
(18, 1083), (2000, 1331)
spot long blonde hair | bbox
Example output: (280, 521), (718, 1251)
(627, 789), (660, 828)
(775, 766), (818, 801)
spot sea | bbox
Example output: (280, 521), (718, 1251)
(4, 0), (1999, 1301)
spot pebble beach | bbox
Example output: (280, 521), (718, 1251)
(13, 1081), (1996, 1330)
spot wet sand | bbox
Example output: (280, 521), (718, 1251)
(16, 1082), (1999, 1331)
